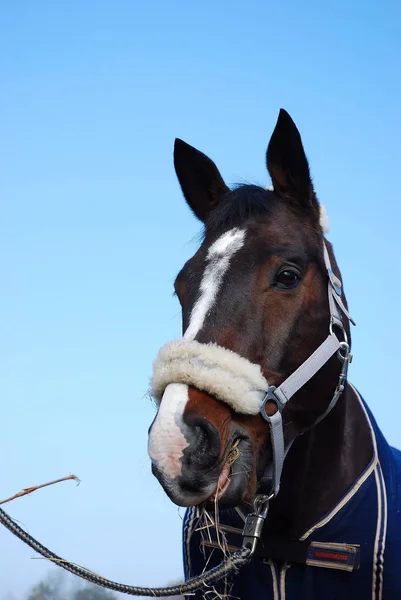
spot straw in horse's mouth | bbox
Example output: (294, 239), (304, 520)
(212, 440), (241, 501)
(226, 438), (241, 466)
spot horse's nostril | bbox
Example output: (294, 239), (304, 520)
(185, 415), (221, 469)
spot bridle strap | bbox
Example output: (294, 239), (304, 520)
(259, 240), (354, 497)
(273, 334), (341, 407)
(324, 243), (356, 327)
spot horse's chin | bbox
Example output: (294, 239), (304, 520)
(161, 467), (251, 509)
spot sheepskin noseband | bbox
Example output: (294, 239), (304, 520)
(150, 339), (269, 415)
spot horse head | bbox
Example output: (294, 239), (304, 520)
(148, 109), (352, 511)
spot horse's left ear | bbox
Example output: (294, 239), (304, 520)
(266, 109), (318, 215)
(174, 139), (230, 222)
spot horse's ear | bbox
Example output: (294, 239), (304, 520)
(266, 109), (318, 214)
(174, 139), (230, 222)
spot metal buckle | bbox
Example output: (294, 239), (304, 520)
(260, 386), (285, 422)
(254, 493), (274, 516)
(331, 341), (352, 403)
(329, 317), (349, 346)
(327, 268), (342, 296)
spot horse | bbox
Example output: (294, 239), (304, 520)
(147, 109), (401, 599)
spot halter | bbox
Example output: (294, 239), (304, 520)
(151, 240), (355, 499)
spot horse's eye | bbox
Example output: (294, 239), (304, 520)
(275, 269), (300, 289)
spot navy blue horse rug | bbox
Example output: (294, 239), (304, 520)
(183, 389), (401, 600)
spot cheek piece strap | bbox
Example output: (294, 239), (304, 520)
(259, 241), (354, 496)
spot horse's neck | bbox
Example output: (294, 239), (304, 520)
(265, 383), (373, 538)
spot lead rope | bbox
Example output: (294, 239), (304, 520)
(0, 494), (271, 596)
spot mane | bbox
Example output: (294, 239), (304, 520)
(205, 184), (277, 235)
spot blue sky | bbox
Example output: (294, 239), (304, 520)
(1, 1), (400, 597)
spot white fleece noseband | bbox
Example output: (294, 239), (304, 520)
(151, 339), (268, 415)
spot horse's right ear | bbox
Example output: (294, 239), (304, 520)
(174, 139), (230, 223)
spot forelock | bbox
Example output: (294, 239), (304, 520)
(205, 185), (276, 236)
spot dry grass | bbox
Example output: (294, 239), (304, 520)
(189, 441), (243, 600)
(0, 474), (80, 505)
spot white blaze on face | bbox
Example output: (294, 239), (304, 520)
(148, 383), (190, 479)
(149, 228), (246, 480)
(184, 228), (246, 340)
